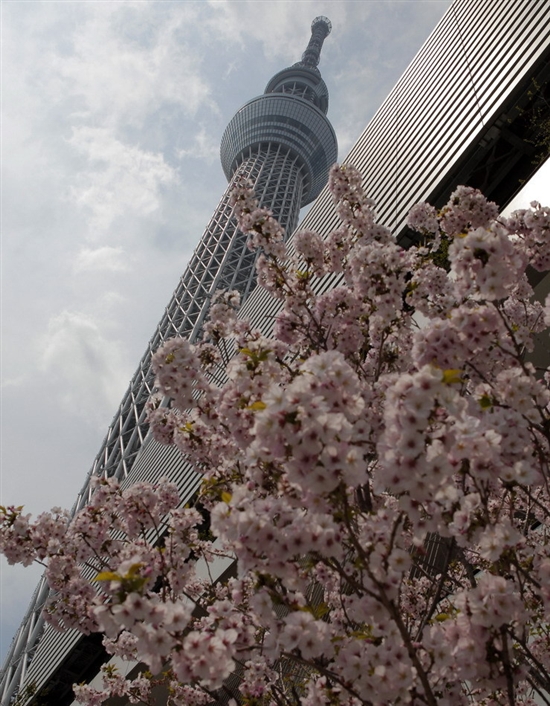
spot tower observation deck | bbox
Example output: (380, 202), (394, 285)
(0, 18), (336, 706)
(222, 16), (337, 210)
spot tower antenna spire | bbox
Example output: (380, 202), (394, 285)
(301, 16), (332, 68)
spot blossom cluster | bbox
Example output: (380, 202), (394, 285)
(2, 165), (550, 706)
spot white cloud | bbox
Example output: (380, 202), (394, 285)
(68, 126), (179, 233)
(37, 4), (216, 129)
(205, 0), (321, 61)
(74, 246), (129, 273)
(40, 311), (131, 427)
(177, 126), (219, 163)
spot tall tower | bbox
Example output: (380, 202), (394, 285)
(0, 18), (337, 706)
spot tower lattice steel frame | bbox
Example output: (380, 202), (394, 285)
(1, 18), (337, 705)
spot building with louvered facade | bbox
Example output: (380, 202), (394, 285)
(2, 0), (550, 703)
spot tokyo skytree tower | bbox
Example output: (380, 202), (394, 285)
(1, 17), (337, 705)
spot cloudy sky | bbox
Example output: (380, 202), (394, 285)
(1, 0), (463, 662)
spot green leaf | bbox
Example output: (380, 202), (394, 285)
(479, 394), (493, 409)
(247, 400), (266, 411)
(441, 369), (463, 385)
(125, 563), (144, 577)
(95, 571), (120, 582)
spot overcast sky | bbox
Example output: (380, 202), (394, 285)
(0, 0), (468, 662)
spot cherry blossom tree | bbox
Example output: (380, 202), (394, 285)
(2, 164), (550, 706)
